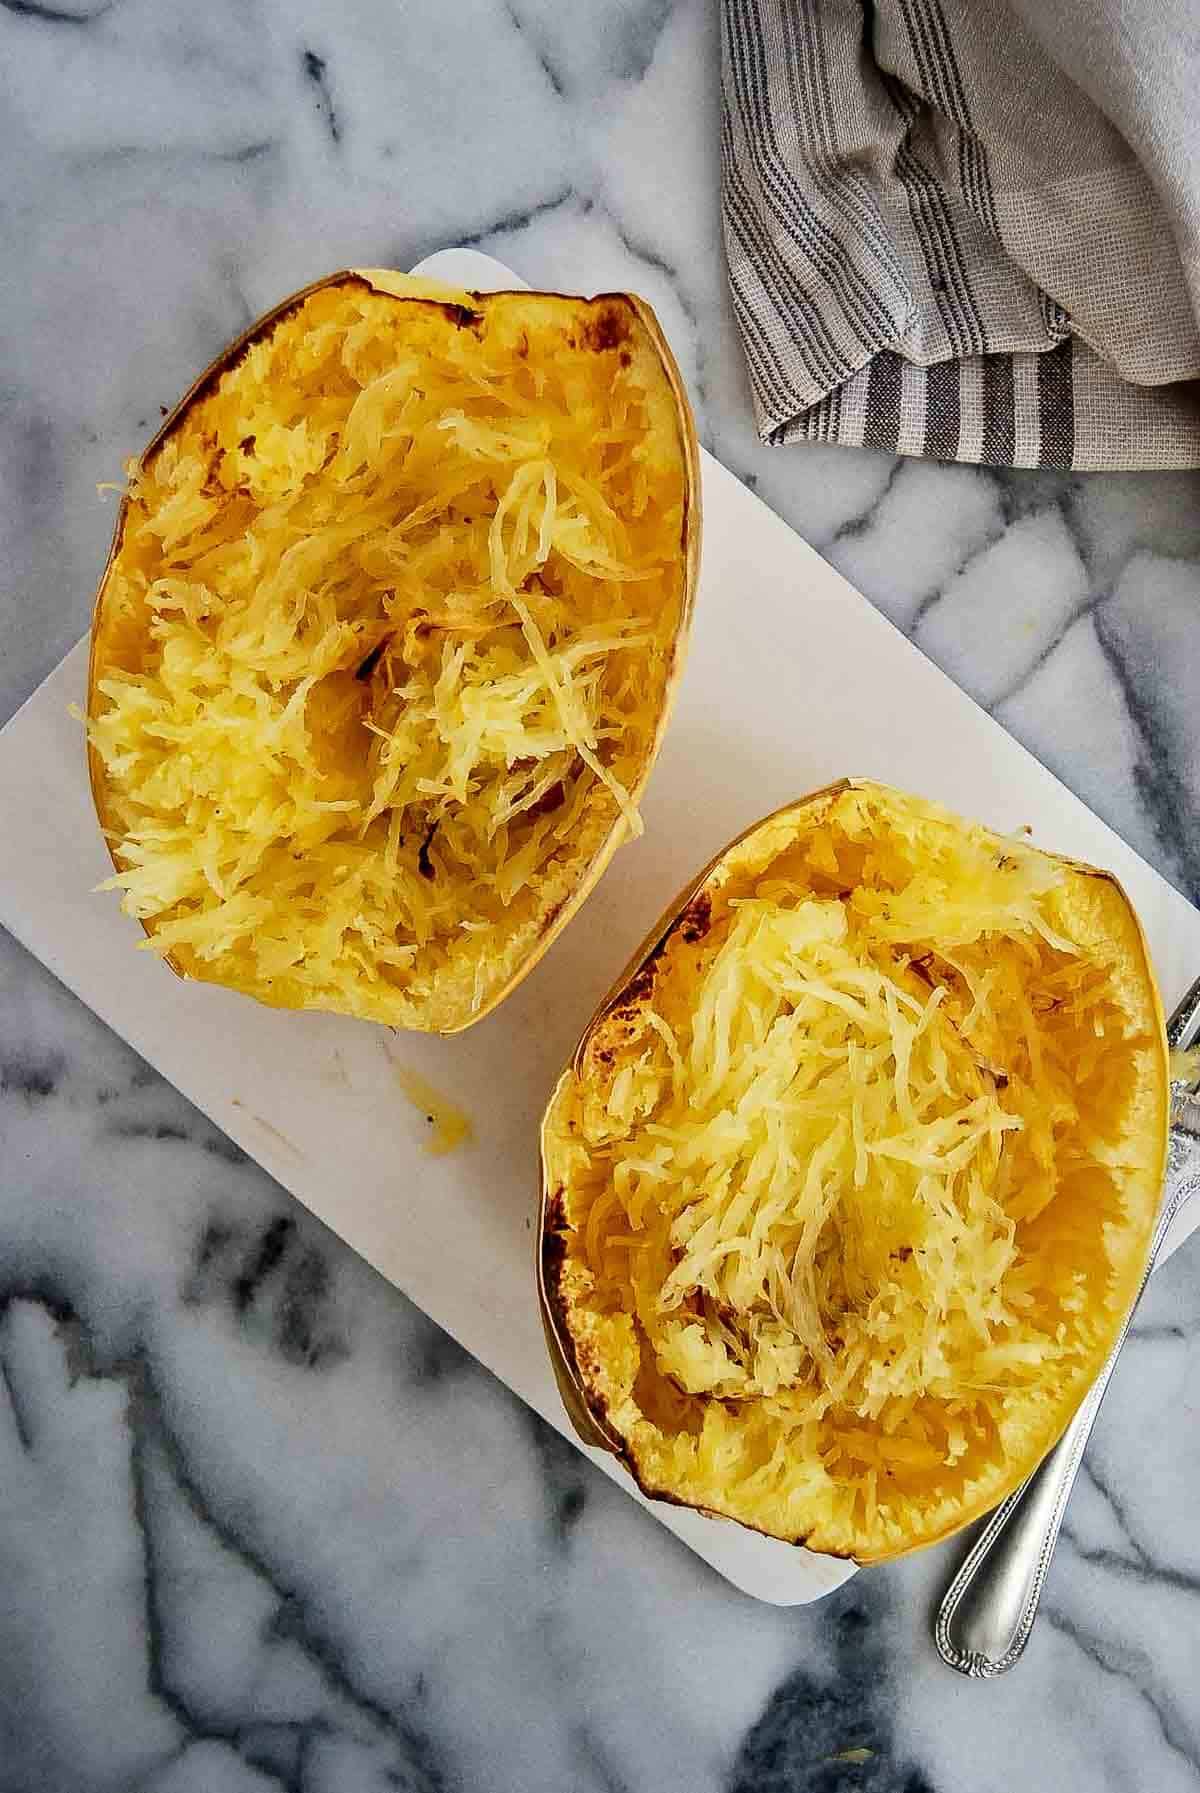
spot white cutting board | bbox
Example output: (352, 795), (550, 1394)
(1, 249), (1197, 1607)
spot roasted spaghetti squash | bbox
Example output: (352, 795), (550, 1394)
(539, 781), (1168, 1560)
(86, 270), (699, 1032)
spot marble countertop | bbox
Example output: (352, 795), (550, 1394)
(3, 2), (1200, 1789)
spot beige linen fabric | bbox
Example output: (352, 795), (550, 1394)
(722, 0), (1200, 467)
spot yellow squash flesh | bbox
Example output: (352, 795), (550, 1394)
(539, 781), (1168, 1561)
(86, 270), (700, 1033)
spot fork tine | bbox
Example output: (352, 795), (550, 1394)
(1167, 974), (1200, 1053)
(1167, 975), (1200, 1112)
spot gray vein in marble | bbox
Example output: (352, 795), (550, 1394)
(904, 511), (1012, 642)
(504, 0), (676, 93)
(608, 0), (676, 84)
(300, 50), (341, 148)
(237, 1727), (306, 1790)
(404, 1316), (473, 1390)
(181, 1214), (350, 1371)
(601, 202), (699, 327)
(570, 1721), (637, 1793)
(825, 459), (903, 548)
(982, 485), (1139, 716)
(728, 1589), (934, 1793)
(504, 1), (569, 99)
(524, 1407), (592, 1546)
(1075, 1457), (1200, 1597)
(824, 461), (1004, 632)
(1094, 597), (1200, 902)
(221, 140), (279, 166)
(1063, 1528), (1200, 1603)
(100, 1083), (248, 1164)
(1043, 1605), (1200, 1782)
(55, 139), (281, 171)
(987, 607), (1093, 713)
(459, 185), (577, 252)
(0, 1289), (446, 1792)
(1, 1051), (64, 1100)
(1128, 1320), (1190, 1342)
(1071, 473), (1200, 590)
(128, 1384), (272, 1784)
(0, 1352), (34, 1452)
(1, 0), (114, 22)
(216, 255), (267, 339)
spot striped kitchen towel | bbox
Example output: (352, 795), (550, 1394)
(721, 0), (1200, 469)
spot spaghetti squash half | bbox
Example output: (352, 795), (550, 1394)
(86, 270), (699, 1032)
(539, 781), (1168, 1560)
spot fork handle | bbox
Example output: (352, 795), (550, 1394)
(934, 1164), (1198, 1676)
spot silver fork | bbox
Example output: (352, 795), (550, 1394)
(934, 975), (1200, 1677)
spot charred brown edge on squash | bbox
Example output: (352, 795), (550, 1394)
(86, 270), (702, 1030)
(536, 778), (1170, 1562)
(537, 1169), (829, 1548)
